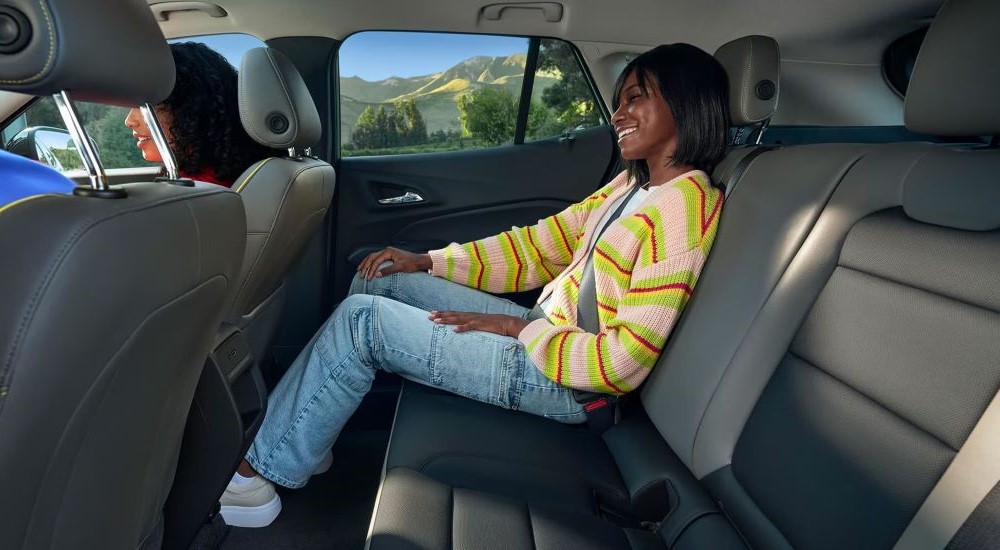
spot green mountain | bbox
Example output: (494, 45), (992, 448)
(340, 53), (556, 143)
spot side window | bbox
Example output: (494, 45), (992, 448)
(0, 33), (265, 174)
(1, 99), (149, 172)
(338, 32), (606, 158)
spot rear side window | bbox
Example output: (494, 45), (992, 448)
(883, 27), (928, 97)
(338, 32), (606, 157)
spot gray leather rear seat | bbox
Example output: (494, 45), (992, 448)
(367, 1), (1000, 547)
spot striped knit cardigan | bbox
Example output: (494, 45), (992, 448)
(427, 169), (722, 395)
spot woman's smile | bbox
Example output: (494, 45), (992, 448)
(616, 126), (637, 143)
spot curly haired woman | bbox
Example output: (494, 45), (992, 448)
(124, 42), (276, 187)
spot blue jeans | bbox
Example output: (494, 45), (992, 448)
(246, 270), (586, 488)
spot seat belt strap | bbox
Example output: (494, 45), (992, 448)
(719, 145), (773, 204)
(894, 385), (1000, 550)
(572, 184), (642, 432)
(576, 183), (643, 334)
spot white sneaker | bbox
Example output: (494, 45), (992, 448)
(313, 449), (333, 476)
(219, 475), (282, 528)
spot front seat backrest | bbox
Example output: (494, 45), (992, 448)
(228, 47), (336, 360)
(0, 1), (247, 548)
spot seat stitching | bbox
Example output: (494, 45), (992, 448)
(0, 188), (237, 411)
(20, 275), (229, 538)
(265, 49), (299, 148)
(0, 0), (54, 84)
(417, 452), (629, 503)
(787, 349), (957, 452)
(837, 263), (1000, 315)
(230, 162), (329, 315)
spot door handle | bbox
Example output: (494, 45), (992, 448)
(378, 191), (425, 205)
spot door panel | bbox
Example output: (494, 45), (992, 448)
(331, 125), (618, 300)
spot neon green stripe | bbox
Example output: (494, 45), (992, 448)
(235, 158), (275, 193)
(498, 232), (518, 291)
(0, 193), (52, 216)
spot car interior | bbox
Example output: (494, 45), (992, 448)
(0, 0), (997, 549)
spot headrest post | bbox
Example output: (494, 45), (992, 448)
(52, 91), (107, 191)
(140, 104), (180, 180)
(287, 147), (297, 158)
(754, 119), (771, 145)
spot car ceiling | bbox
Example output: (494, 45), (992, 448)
(0, 0), (947, 134)
(153, 0), (941, 64)
(150, 0), (943, 127)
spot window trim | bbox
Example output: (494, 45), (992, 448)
(513, 38), (540, 145)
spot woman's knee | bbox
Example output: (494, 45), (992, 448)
(347, 262), (395, 296)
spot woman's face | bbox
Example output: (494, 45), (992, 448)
(611, 70), (677, 163)
(124, 106), (173, 163)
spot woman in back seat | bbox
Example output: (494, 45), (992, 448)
(220, 43), (731, 528)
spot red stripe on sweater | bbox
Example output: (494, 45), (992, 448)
(595, 247), (632, 276)
(597, 301), (617, 314)
(552, 216), (574, 258)
(556, 332), (571, 384)
(630, 282), (694, 295)
(551, 311), (568, 322)
(621, 325), (662, 354)
(569, 274), (580, 288)
(689, 175), (721, 236)
(595, 333), (625, 394)
(503, 232), (523, 291)
(526, 228), (556, 280)
(472, 241), (485, 288)
(636, 213), (659, 263)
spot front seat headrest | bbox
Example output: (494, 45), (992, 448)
(238, 47), (321, 150)
(0, 0), (174, 105)
(714, 35), (780, 127)
(905, 0), (1000, 136)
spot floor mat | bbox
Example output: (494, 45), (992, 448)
(218, 428), (390, 550)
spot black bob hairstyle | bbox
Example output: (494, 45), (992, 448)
(159, 42), (277, 184)
(612, 43), (730, 186)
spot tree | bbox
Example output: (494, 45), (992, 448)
(87, 108), (150, 169)
(537, 39), (601, 131)
(374, 105), (398, 148)
(458, 87), (516, 146)
(352, 105), (378, 149)
(394, 99), (427, 146)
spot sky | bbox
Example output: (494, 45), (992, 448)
(170, 34), (265, 68)
(339, 32), (528, 81)
(173, 32), (529, 82)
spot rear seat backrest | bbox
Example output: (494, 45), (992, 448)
(691, 0), (1000, 547)
(641, 32), (875, 476)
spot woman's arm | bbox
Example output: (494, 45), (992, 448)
(429, 172), (627, 293)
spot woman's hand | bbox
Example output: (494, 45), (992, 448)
(429, 311), (531, 338)
(357, 247), (432, 280)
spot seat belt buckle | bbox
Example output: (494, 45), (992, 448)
(584, 397), (611, 412)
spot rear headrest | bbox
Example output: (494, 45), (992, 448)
(714, 35), (780, 126)
(903, 147), (1000, 231)
(238, 48), (321, 150)
(0, 0), (174, 105)
(905, 0), (1000, 136)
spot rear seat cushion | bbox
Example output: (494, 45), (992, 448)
(370, 468), (656, 550)
(385, 383), (628, 515)
(368, 467), (746, 550)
